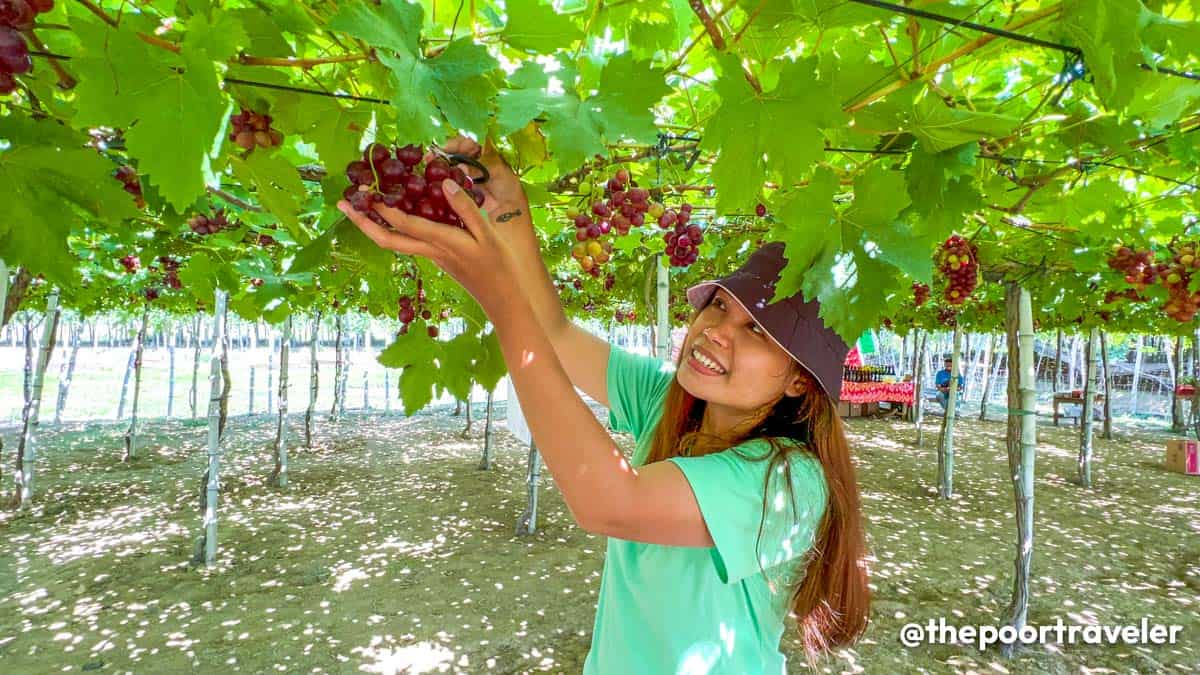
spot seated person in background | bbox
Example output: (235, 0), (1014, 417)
(935, 357), (964, 413)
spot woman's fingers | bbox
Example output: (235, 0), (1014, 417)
(440, 179), (491, 242)
(337, 201), (445, 260)
(371, 202), (478, 252)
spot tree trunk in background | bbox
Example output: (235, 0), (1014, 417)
(1130, 334), (1144, 415)
(479, 389), (494, 470)
(122, 309), (149, 462)
(331, 315), (344, 419)
(1170, 336), (1184, 433)
(190, 315), (201, 418)
(116, 348), (136, 420)
(1100, 332), (1112, 441)
(979, 333), (996, 421)
(361, 370), (369, 410)
(218, 305), (232, 440)
(305, 314), (320, 448)
(1000, 283), (1037, 657)
(460, 391), (473, 438)
(1067, 333), (1079, 390)
(249, 367), (256, 414)
(12, 290), (60, 508)
(1055, 329), (1063, 391)
(937, 324), (961, 500)
(914, 331), (928, 446)
(167, 325), (177, 418)
(194, 291), (228, 566)
(2, 265), (32, 330)
(269, 317), (292, 488)
(54, 323), (80, 424)
(267, 332), (275, 413)
(1078, 328), (1098, 488)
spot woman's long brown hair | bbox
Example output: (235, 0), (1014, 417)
(642, 313), (871, 664)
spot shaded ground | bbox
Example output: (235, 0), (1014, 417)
(1, 404), (1197, 673)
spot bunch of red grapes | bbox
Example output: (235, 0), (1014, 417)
(1106, 245), (1159, 290)
(344, 143), (486, 229)
(660, 202), (702, 268)
(912, 281), (930, 306)
(396, 280), (446, 338)
(229, 107), (283, 151)
(1157, 242), (1200, 322)
(614, 308), (637, 324)
(119, 254), (139, 274)
(936, 307), (957, 327)
(566, 168), (651, 276)
(936, 235), (978, 305)
(113, 166), (145, 209)
(158, 256), (182, 289)
(0, 0), (54, 96)
(188, 208), (234, 235)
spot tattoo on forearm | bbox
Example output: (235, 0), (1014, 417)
(496, 209), (523, 223)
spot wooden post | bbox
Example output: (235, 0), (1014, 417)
(1078, 328), (1098, 488)
(1000, 283), (1037, 656)
(655, 255), (670, 361)
(479, 388), (494, 470)
(305, 314), (320, 448)
(194, 291), (228, 566)
(1100, 331), (1112, 440)
(269, 317), (292, 488)
(516, 441), (542, 536)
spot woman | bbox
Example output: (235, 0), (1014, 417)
(338, 136), (871, 673)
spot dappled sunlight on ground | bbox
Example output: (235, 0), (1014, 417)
(0, 406), (1196, 672)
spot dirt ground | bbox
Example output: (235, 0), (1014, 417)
(1, 404), (1197, 674)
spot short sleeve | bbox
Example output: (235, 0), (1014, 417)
(606, 345), (674, 441)
(669, 442), (828, 585)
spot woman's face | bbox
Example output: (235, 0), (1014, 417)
(676, 288), (808, 424)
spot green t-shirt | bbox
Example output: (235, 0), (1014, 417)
(583, 346), (829, 674)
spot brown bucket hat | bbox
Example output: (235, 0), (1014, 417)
(685, 242), (851, 401)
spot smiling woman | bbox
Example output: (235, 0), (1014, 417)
(341, 134), (871, 673)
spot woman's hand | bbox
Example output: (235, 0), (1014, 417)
(430, 135), (533, 237)
(337, 178), (519, 314)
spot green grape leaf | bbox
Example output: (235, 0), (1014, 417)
(1062, 0), (1163, 110)
(228, 152), (306, 232)
(501, 0), (583, 52)
(811, 247), (904, 343)
(475, 330), (508, 391)
(328, 0), (422, 54)
(0, 118), (141, 285)
(292, 98), (371, 181)
(439, 333), (478, 400)
(772, 167), (841, 302)
(399, 363), (440, 415)
(909, 96), (1018, 153)
(703, 55), (842, 212)
(184, 11), (248, 63)
(843, 165), (911, 233)
(71, 20), (226, 209)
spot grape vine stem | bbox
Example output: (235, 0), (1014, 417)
(25, 30), (76, 89)
(208, 187), (264, 213)
(75, 0), (371, 67)
(843, 3), (1064, 113)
